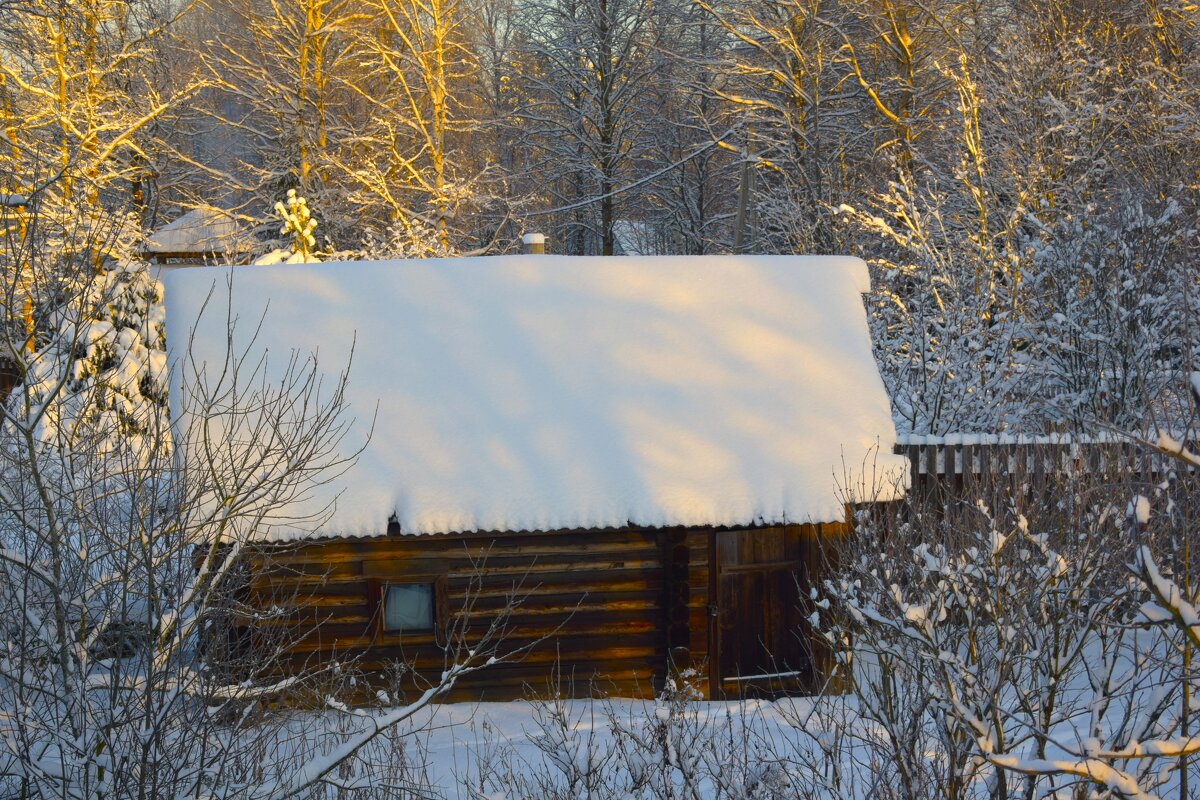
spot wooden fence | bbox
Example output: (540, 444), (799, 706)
(892, 434), (1196, 512)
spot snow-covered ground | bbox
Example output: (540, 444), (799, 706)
(269, 685), (1180, 799)
(267, 622), (1198, 800)
(274, 693), (862, 799)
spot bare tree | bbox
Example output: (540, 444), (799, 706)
(629, 4), (739, 255)
(0, 179), (518, 799)
(197, 0), (365, 243)
(696, 0), (857, 254)
(514, 0), (661, 254)
(335, 0), (493, 256)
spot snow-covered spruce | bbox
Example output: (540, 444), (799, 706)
(5, 264), (168, 461)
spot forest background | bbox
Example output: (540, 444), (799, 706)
(1, 0), (1197, 434)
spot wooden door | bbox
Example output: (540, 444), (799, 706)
(712, 527), (817, 698)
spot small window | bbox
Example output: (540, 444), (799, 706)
(382, 583), (434, 633)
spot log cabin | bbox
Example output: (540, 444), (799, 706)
(164, 255), (908, 702)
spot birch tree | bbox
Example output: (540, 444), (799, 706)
(697, 0), (860, 254)
(632, 5), (738, 254)
(0, 0), (204, 346)
(335, 0), (488, 256)
(200, 0), (364, 245)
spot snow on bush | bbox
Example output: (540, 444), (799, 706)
(1023, 196), (1199, 431)
(357, 214), (457, 260)
(292, 681), (874, 799)
(817, 445), (1200, 799)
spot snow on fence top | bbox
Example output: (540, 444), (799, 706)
(894, 432), (1133, 447)
(895, 432), (1197, 477)
(164, 255), (908, 541)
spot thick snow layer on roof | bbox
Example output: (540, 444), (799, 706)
(164, 255), (908, 540)
(145, 208), (248, 254)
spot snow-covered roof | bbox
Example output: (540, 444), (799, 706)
(145, 208), (249, 255)
(164, 255), (908, 541)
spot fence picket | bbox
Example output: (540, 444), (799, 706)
(892, 436), (1184, 523)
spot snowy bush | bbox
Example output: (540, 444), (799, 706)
(358, 215), (457, 260)
(456, 678), (812, 799)
(819, 437), (1200, 799)
(1022, 197), (1200, 431)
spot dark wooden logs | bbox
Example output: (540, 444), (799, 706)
(232, 521), (847, 705)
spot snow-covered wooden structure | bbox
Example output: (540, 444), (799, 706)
(143, 208), (252, 264)
(0, 355), (19, 402)
(164, 255), (907, 701)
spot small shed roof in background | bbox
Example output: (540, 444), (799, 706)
(144, 208), (252, 260)
(165, 255), (908, 541)
(612, 220), (665, 256)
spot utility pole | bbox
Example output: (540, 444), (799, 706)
(733, 123), (755, 254)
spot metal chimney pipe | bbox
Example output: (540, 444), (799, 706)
(521, 232), (546, 255)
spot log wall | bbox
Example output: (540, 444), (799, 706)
(236, 521), (849, 704)
(242, 527), (670, 703)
